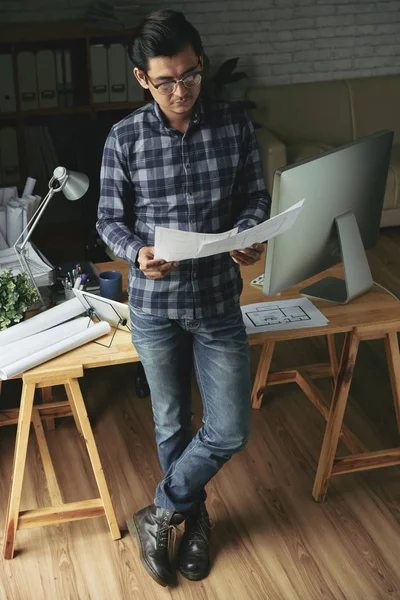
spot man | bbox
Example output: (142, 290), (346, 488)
(97, 9), (270, 587)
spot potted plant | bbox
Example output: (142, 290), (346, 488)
(201, 55), (260, 125)
(0, 269), (38, 330)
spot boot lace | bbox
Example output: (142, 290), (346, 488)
(158, 523), (178, 560)
(187, 514), (214, 545)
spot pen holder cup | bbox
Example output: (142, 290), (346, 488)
(99, 270), (123, 302)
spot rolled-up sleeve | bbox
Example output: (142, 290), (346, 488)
(97, 126), (144, 265)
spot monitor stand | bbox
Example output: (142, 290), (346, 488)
(300, 211), (374, 304)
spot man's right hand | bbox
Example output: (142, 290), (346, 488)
(137, 246), (178, 279)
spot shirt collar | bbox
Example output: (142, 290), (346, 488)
(152, 96), (205, 130)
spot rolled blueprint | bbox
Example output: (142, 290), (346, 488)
(0, 207), (6, 239)
(0, 297), (85, 346)
(18, 195), (36, 240)
(0, 230), (7, 250)
(22, 177), (36, 197)
(0, 317), (111, 380)
(6, 199), (23, 246)
(1, 186), (18, 206)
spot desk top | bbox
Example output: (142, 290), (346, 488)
(13, 255), (400, 380)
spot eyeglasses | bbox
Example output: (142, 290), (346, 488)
(146, 62), (203, 96)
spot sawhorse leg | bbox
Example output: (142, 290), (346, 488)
(313, 330), (360, 502)
(3, 366), (120, 560)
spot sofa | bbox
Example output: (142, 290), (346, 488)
(247, 74), (400, 227)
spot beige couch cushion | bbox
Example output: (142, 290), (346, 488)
(383, 143), (400, 211)
(347, 76), (400, 144)
(286, 142), (334, 165)
(248, 80), (353, 147)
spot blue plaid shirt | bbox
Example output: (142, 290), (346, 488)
(97, 99), (270, 319)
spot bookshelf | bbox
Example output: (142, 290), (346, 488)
(0, 20), (149, 262)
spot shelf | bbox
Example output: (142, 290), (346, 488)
(0, 21), (135, 44)
(20, 105), (91, 117)
(0, 103), (146, 121)
(93, 101), (145, 112)
(0, 112), (17, 121)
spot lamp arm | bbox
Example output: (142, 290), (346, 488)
(15, 244), (45, 308)
(14, 186), (58, 253)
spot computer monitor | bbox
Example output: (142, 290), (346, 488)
(263, 130), (394, 304)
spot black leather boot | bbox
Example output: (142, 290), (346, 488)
(178, 502), (213, 581)
(127, 504), (186, 587)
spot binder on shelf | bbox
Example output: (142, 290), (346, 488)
(64, 49), (73, 107)
(108, 44), (127, 102)
(55, 50), (66, 107)
(0, 128), (20, 185)
(36, 50), (57, 109)
(126, 56), (144, 103)
(0, 54), (16, 113)
(17, 51), (39, 111)
(90, 44), (109, 103)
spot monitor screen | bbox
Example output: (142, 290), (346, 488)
(263, 130), (393, 303)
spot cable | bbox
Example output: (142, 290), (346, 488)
(373, 280), (400, 303)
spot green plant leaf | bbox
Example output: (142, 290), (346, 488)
(214, 57), (240, 82)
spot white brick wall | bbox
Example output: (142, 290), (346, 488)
(1, 0), (400, 88)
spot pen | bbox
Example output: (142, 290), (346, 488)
(79, 274), (88, 290)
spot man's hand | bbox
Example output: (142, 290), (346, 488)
(230, 243), (264, 266)
(137, 246), (178, 279)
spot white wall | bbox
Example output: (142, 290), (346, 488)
(1, 0), (400, 87)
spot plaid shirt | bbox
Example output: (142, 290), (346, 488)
(97, 99), (270, 319)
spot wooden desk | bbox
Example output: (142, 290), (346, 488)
(100, 259), (400, 503)
(2, 257), (400, 559)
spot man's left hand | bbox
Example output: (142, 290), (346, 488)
(230, 243), (264, 266)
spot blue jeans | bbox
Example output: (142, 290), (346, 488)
(129, 304), (251, 513)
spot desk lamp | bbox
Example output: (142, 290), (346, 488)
(14, 166), (90, 307)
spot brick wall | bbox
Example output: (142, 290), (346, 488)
(1, 0), (400, 88)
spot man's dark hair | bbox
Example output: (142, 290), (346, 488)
(128, 10), (203, 72)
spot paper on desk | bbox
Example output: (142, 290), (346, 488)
(154, 199), (304, 262)
(0, 317), (111, 380)
(241, 297), (328, 334)
(154, 226), (238, 262)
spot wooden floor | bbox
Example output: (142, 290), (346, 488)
(2, 228), (400, 599)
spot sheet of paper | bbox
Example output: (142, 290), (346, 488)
(0, 241), (53, 286)
(154, 199), (304, 262)
(154, 226), (238, 262)
(196, 199), (304, 258)
(241, 297), (328, 334)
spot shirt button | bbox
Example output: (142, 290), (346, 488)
(190, 218), (196, 223)
(193, 272), (197, 278)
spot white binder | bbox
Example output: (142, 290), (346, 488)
(17, 51), (39, 111)
(0, 54), (16, 113)
(90, 44), (109, 103)
(55, 50), (66, 107)
(64, 49), (73, 107)
(36, 50), (57, 108)
(108, 44), (127, 102)
(0, 128), (20, 185)
(126, 57), (144, 103)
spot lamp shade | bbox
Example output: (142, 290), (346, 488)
(53, 166), (89, 201)
(63, 171), (90, 201)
